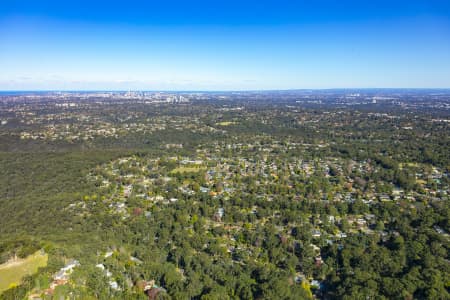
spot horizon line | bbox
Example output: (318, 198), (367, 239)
(1, 87), (450, 93)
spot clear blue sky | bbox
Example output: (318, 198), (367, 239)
(1, 0), (449, 90)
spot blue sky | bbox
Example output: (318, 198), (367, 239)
(1, 0), (450, 90)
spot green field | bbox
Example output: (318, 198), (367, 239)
(0, 251), (48, 293)
(170, 166), (206, 174)
(216, 121), (238, 126)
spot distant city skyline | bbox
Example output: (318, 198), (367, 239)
(1, 0), (450, 90)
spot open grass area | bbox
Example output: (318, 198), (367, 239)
(170, 166), (206, 174)
(399, 162), (419, 169)
(216, 121), (238, 126)
(0, 250), (48, 293)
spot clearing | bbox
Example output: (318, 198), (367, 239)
(0, 250), (48, 293)
(216, 121), (238, 126)
(170, 166), (206, 174)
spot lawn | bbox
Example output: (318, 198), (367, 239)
(170, 166), (206, 174)
(216, 121), (238, 126)
(0, 250), (48, 293)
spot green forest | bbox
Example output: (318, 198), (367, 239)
(0, 95), (449, 299)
